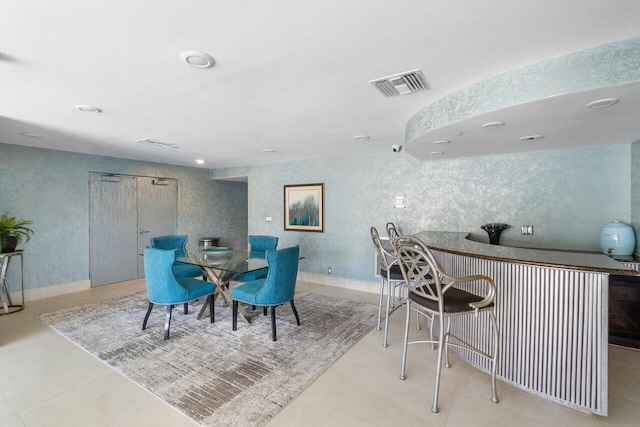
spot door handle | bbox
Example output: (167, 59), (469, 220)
(138, 229), (149, 235)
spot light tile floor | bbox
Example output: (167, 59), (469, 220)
(1, 279), (639, 426)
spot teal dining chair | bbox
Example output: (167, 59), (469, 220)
(143, 247), (216, 340)
(150, 235), (205, 314)
(150, 235), (204, 276)
(231, 245), (300, 341)
(234, 235), (278, 283)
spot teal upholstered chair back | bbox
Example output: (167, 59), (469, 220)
(255, 245), (299, 305)
(236, 235), (279, 282)
(149, 235), (203, 278)
(150, 235), (188, 257)
(144, 247), (189, 304)
(248, 235), (278, 257)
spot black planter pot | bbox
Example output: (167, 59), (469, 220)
(1, 235), (18, 253)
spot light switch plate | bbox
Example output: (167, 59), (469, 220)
(521, 225), (534, 235)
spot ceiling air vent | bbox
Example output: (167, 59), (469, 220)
(135, 138), (179, 148)
(369, 69), (429, 97)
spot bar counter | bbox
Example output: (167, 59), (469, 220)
(414, 231), (636, 275)
(413, 231), (637, 416)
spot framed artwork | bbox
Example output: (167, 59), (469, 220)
(284, 183), (324, 232)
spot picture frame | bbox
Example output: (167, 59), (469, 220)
(284, 183), (324, 232)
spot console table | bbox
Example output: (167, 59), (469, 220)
(0, 251), (24, 315)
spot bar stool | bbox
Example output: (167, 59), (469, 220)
(370, 226), (405, 348)
(395, 235), (499, 413)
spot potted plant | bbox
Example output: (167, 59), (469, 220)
(0, 212), (34, 253)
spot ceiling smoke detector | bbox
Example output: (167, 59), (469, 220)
(135, 138), (179, 148)
(369, 69), (429, 97)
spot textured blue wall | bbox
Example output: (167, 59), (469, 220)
(212, 143), (632, 282)
(0, 143), (247, 291)
(0, 140), (632, 291)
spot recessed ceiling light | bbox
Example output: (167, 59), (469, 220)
(519, 135), (544, 142)
(74, 105), (102, 113)
(195, 159), (206, 165)
(451, 131), (463, 136)
(585, 98), (619, 109)
(430, 151), (444, 155)
(354, 135), (370, 141)
(261, 148), (275, 153)
(432, 140), (450, 145)
(180, 51), (215, 68)
(482, 121), (505, 129)
(19, 132), (41, 138)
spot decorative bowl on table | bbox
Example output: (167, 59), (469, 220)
(203, 246), (232, 252)
(202, 246), (232, 260)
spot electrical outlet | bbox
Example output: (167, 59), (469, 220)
(265, 216), (272, 222)
(521, 225), (534, 235)
(327, 267), (332, 274)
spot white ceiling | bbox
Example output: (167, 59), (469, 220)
(1, 1), (639, 169)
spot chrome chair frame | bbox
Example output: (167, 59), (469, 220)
(385, 222), (404, 304)
(395, 235), (499, 413)
(386, 222), (400, 245)
(370, 226), (405, 348)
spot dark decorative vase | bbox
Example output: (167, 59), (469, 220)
(1, 235), (18, 253)
(481, 223), (510, 245)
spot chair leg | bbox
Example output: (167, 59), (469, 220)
(232, 300), (238, 331)
(164, 305), (173, 340)
(184, 303), (189, 315)
(290, 299), (301, 326)
(490, 310), (500, 404)
(383, 279), (393, 348)
(399, 300), (411, 380)
(209, 294), (215, 323)
(263, 307), (267, 316)
(430, 313), (436, 350)
(271, 306), (277, 341)
(142, 302), (154, 330)
(432, 314), (445, 413)
(444, 317), (451, 369)
(376, 277), (385, 331)
(392, 283), (399, 309)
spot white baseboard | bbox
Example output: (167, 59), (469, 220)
(12, 274), (377, 303)
(14, 280), (92, 302)
(297, 272), (378, 295)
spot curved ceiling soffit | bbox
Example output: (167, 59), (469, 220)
(405, 37), (640, 158)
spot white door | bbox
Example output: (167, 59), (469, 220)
(89, 174), (177, 286)
(136, 177), (178, 278)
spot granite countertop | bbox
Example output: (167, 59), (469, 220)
(413, 231), (637, 276)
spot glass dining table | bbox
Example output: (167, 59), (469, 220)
(176, 247), (269, 324)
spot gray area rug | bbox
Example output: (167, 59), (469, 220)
(39, 291), (378, 426)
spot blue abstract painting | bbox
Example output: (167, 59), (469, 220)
(284, 183), (324, 232)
